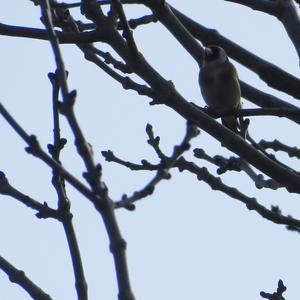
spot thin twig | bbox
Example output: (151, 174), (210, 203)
(102, 150), (158, 171)
(193, 148), (282, 190)
(48, 71), (88, 300)
(0, 171), (60, 219)
(259, 139), (300, 159)
(260, 279), (287, 300)
(0, 102), (95, 202)
(176, 157), (300, 231)
(111, 0), (139, 55)
(81, 45), (156, 98)
(114, 122), (199, 209)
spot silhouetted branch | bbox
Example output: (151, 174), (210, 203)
(111, 0), (139, 55)
(259, 139), (300, 159)
(0, 102), (95, 203)
(0, 255), (52, 300)
(260, 279), (286, 300)
(225, 0), (300, 61)
(88, 46), (132, 73)
(193, 148), (281, 190)
(0, 22), (108, 43)
(176, 157), (300, 231)
(127, 14), (157, 29)
(112, 122), (199, 209)
(240, 82), (300, 125)
(82, 45), (156, 98)
(102, 139), (300, 230)
(48, 71), (88, 300)
(199, 106), (300, 121)
(52, 0), (135, 8)
(102, 150), (158, 171)
(0, 171), (60, 219)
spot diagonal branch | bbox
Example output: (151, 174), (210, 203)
(259, 139), (300, 159)
(193, 148), (282, 190)
(169, 5), (300, 100)
(111, 0), (139, 55)
(0, 255), (52, 300)
(0, 102), (95, 201)
(82, 45), (155, 98)
(0, 171), (60, 219)
(225, 0), (300, 61)
(176, 157), (300, 231)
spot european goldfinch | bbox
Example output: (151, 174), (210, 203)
(199, 45), (241, 133)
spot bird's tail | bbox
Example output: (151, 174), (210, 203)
(221, 102), (244, 135)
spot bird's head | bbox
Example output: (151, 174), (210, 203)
(203, 45), (228, 66)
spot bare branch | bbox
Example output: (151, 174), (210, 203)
(240, 82), (300, 125)
(88, 46), (132, 73)
(114, 122), (199, 209)
(111, 0), (139, 55)
(81, 45), (156, 98)
(260, 279), (287, 300)
(193, 149), (282, 190)
(0, 22), (107, 43)
(102, 150), (158, 171)
(0, 102), (95, 200)
(225, 0), (300, 61)
(0, 255), (52, 300)
(176, 157), (300, 230)
(48, 71), (88, 300)
(259, 139), (300, 159)
(199, 106), (300, 121)
(102, 132), (300, 230)
(0, 171), (60, 219)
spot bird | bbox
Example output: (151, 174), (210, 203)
(198, 45), (242, 133)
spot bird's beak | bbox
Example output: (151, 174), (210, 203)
(204, 47), (213, 57)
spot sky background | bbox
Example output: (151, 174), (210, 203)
(1, 1), (300, 299)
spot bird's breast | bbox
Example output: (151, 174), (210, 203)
(199, 65), (241, 109)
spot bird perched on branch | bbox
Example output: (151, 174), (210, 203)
(199, 45), (242, 133)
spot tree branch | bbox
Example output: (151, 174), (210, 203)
(0, 255), (52, 300)
(113, 122), (199, 209)
(170, 5), (300, 100)
(48, 71), (88, 300)
(176, 157), (300, 231)
(193, 148), (282, 190)
(225, 0), (300, 61)
(0, 171), (60, 219)
(40, 1), (136, 299)
(259, 139), (300, 159)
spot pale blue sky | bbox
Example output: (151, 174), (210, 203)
(1, 1), (300, 299)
